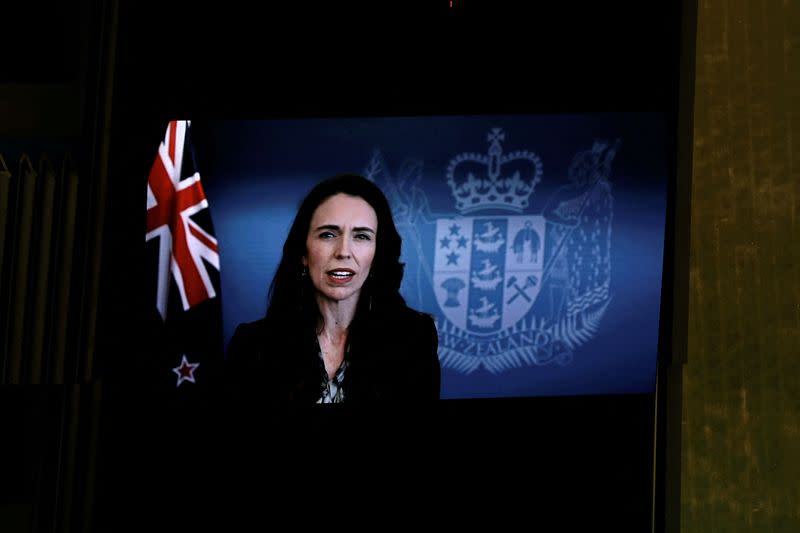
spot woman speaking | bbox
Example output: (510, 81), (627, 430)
(224, 174), (441, 403)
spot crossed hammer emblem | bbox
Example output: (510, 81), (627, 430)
(506, 274), (538, 304)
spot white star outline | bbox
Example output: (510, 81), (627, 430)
(172, 354), (200, 387)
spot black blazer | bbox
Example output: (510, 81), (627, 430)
(224, 306), (441, 404)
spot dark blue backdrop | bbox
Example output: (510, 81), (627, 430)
(192, 113), (668, 400)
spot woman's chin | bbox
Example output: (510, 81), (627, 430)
(317, 288), (362, 304)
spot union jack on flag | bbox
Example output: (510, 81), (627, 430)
(145, 120), (222, 386)
(146, 120), (219, 318)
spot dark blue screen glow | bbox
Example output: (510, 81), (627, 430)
(193, 113), (669, 399)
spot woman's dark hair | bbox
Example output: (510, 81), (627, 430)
(265, 174), (406, 332)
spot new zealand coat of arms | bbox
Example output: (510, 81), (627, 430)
(365, 128), (618, 374)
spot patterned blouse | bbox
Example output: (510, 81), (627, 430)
(316, 350), (349, 404)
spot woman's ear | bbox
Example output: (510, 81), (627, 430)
(301, 256), (308, 267)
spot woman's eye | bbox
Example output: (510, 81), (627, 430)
(355, 233), (372, 241)
(319, 231), (335, 239)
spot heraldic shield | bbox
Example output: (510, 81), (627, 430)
(434, 215), (546, 336)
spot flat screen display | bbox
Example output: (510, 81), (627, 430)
(95, 1), (688, 527)
(190, 112), (669, 400)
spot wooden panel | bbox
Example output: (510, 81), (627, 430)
(683, 0), (800, 530)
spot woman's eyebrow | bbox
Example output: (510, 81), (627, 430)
(314, 224), (375, 234)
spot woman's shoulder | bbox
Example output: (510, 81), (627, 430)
(360, 305), (440, 400)
(230, 317), (270, 341)
(408, 307), (436, 328)
(382, 305), (436, 335)
(224, 316), (298, 383)
(226, 317), (275, 360)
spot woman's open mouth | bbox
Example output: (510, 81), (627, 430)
(326, 269), (356, 284)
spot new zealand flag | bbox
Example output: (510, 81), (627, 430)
(144, 120), (222, 388)
(95, 122), (225, 529)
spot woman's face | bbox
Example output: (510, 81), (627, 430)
(303, 193), (378, 305)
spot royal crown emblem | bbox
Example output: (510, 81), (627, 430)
(446, 128), (543, 213)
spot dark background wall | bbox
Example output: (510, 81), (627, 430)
(683, 0), (799, 530)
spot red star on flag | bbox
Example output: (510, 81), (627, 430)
(172, 355), (200, 387)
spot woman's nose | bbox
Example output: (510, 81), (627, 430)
(335, 237), (351, 259)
